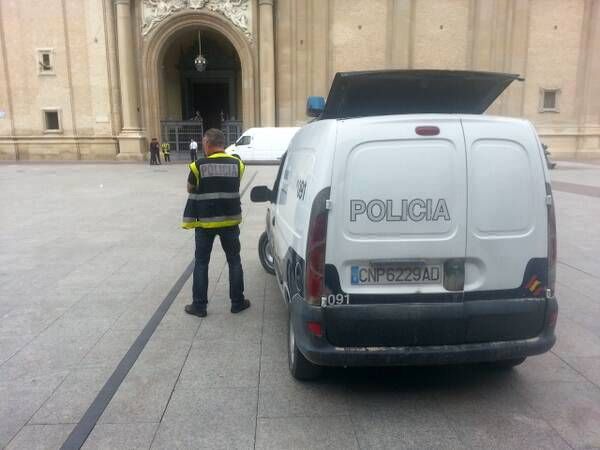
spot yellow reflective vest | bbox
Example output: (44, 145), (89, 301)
(182, 153), (245, 229)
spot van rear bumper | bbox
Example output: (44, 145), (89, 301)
(291, 297), (557, 367)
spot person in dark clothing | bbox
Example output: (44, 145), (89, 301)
(149, 138), (160, 165)
(182, 128), (250, 317)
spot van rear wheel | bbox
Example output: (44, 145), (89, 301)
(258, 232), (275, 275)
(288, 311), (322, 380)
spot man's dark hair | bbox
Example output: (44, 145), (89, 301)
(204, 128), (225, 148)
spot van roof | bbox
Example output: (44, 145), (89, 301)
(320, 70), (522, 120)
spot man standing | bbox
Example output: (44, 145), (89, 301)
(182, 128), (250, 317)
(189, 138), (198, 162)
(149, 138), (160, 165)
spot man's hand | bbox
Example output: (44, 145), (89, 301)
(187, 182), (195, 193)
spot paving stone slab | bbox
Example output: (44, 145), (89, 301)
(351, 413), (464, 450)
(0, 372), (69, 448)
(559, 355), (600, 388)
(178, 341), (260, 389)
(151, 416), (256, 450)
(553, 316), (600, 358)
(5, 424), (74, 450)
(255, 416), (359, 450)
(512, 380), (600, 448)
(30, 366), (116, 425)
(162, 387), (258, 422)
(0, 335), (34, 365)
(82, 422), (159, 450)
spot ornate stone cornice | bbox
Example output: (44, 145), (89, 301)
(141, 0), (253, 41)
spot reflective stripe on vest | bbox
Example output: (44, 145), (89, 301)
(182, 214), (242, 229)
(182, 153), (243, 229)
(189, 162), (200, 186)
(188, 192), (240, 201)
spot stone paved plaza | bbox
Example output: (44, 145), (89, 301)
(1, 161), (600, 449)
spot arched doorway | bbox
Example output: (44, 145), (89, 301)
(141, 12), (257, 154)
(161, 29), (242, 128)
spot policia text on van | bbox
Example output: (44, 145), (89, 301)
(182, 128), (251, 317)
(251, 70), (558, 380)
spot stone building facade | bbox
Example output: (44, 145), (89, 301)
(0, 0), (599, 160)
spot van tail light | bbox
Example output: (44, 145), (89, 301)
(307, 321), (323, 337)
(546, 182), (557, 297)
(305, 188), (330, 305)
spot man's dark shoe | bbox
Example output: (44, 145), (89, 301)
(185, 304), (207, 318)
(231, 299), (251, 314)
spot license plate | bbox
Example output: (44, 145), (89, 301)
(351, 263), (442, 285)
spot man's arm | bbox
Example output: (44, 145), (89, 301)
(187, 168), (198, 193)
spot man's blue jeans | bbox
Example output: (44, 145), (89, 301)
(193, 225), (245, 308)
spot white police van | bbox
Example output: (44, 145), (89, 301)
(225, 127), (300, 162)
(251, 70), (558, 380)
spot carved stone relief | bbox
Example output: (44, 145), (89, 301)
(141, 0), (252, 41)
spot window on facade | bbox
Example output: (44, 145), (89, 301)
(38, 49), (54, 74)
(44, 110), (60, 131)
(540, 88), (560, 112)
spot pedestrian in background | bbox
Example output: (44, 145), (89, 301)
(190, 138), (198, 162)
(161, 141), (171, 163)
(149, 138), (160, 165)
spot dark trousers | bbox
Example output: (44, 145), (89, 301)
(190, 149), (197, 162)
(193, 225), (245, 307)
(150, 150), (157, 165)
(164, 153), (170, 162)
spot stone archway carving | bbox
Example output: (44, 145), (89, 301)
(141, 0), (253, 42)
(141, 10), (258, 142)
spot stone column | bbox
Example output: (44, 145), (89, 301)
(259, 0), (276, 126)
(115, 0), (145, 160)
(575, 0), (600, 158)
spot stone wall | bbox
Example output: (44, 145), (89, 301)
(0, 0), (118, 160)
(274, 0), (600, 159)
(0, 0), (599, 160)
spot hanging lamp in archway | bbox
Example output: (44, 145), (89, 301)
(194, 30), (207, 72)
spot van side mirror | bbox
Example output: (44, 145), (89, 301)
(306, 96), (325, 117)
(251, 185), (273, 203)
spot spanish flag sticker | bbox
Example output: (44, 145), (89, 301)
(525, 275), (545, 297)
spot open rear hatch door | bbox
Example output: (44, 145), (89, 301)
(320, 70), (521, 119)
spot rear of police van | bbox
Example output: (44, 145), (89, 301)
(296, 71), (557, 367)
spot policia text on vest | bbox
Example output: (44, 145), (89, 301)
(182, 128), (250, 318)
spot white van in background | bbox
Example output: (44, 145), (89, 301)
(251, 70), (558, 380)
(225, 127), (300, 162)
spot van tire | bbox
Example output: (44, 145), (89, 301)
(488, 357), (526, 369)
(258, 232), (276, 275)
(288, 312), (322, 381)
